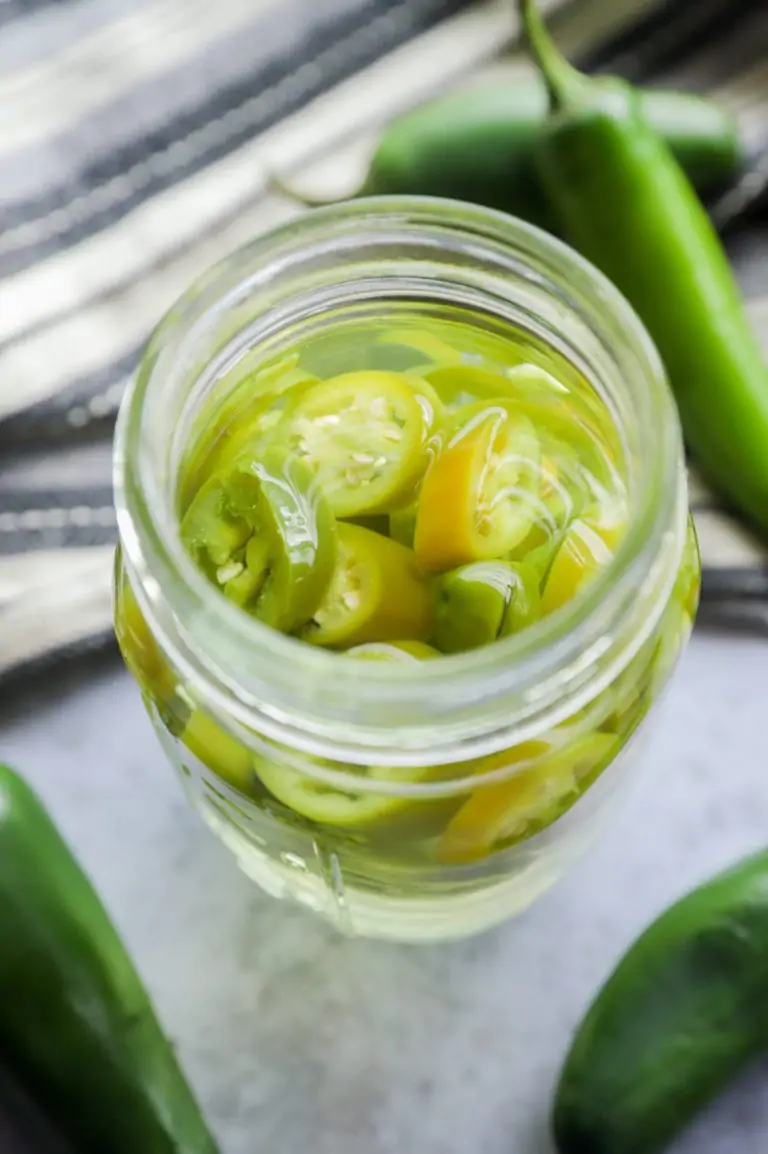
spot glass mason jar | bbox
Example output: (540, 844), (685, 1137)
(113, 198), (699, 943)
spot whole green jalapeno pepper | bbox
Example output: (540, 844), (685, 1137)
(0, 763), (220, 1154)
(554, 849), (768, 1154)
(276, 79), (741, 229)
(520, 0), (768, 539)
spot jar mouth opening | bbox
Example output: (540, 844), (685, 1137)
(115, 196), (685, 764)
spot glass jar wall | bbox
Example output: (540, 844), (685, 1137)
(114, 198), (698, 942)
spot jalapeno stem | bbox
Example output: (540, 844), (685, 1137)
(518, 0), (585, 111)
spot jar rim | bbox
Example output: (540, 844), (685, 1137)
(114, 195), (686, 767)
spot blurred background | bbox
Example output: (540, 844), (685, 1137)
(0, 0), (766, 686)
(1, 4), (768, 1153)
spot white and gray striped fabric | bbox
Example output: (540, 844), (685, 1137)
(0, 0), (767, 684)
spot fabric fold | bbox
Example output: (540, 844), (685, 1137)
(0, 0), (766, 683)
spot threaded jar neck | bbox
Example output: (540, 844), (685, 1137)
(114, 197), (686, 768)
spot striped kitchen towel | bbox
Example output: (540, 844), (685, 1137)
(0, 0), (767, 684)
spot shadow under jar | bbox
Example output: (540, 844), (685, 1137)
(113, 197), (699, 943)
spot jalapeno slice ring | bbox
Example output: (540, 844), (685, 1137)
(540, 505), (625, 615)
(179, 708), (255, 794)
(277, 371), (442, 517)
(415, 403), (541, 572)
(434, 561), (511, 653)
(181, 450), (336, 633)
(347, 640), (441, 661)
(256, 757), (432, 827)
(300, 523), (433, 648)
(437, 732), (617, 863)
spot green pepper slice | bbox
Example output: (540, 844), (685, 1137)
(433, 559), (542, 652)
(179, 359), (318, 507)
(256, 756), (433, 827)
(175, 701), (255, 794)
(213, 370), (318, 462)
(504, 395), (624, 513)
(181, 450), (336, 633)
(277, 370), (442, 517)
(180, 475), (250, 570)
(374, 326), (466, 367)
(389, 504), (417, 547)
(347, 640), (441, 661)
(500, 561), (542, 635)
(434, 562), (510, 653)
(300, 523), (433, 647)
(424, 361), (567, 407)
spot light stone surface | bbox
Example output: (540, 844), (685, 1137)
(1, 629), (767, 1154)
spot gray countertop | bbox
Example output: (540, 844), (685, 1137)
(1, 629), (767, 1154)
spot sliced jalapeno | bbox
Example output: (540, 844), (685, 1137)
(434, 562), (510, 653)
(512, 441), (591, 556)
(277, 371), (442, 517)
(300, 523), (433, 648)
(540, 506), (625, 615)
(347, 640), (441, 660)
(115, 572), (177, 703)
(256, 756), (432, 827)
(676, 517), (702, 623)
(389, 504), (417, 547)
(424, 365), (512, 406)
(346, 513), (391, 535)
(181, 476), (251, 569)
(424, 361), (566, 407)
(375, 327), (465, 367)
(437, 732), (616, 863)
(500, 561), (542, 635)
(521, 531), (566, 586)
(181, 450), (336, 632)
(514, 394), (624, 490)
(414, 403), (541, 572)
(178, 709), (255, 794)
(180, 363), (318, 506)
(434, 560), (542, 653)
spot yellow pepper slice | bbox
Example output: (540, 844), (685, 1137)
(114, 568), (176, 704)
(540, 505), (626, 615)
(437, 733), (616, 863)
(300, 523), (433, 647)
(414, 403), (540, 572)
